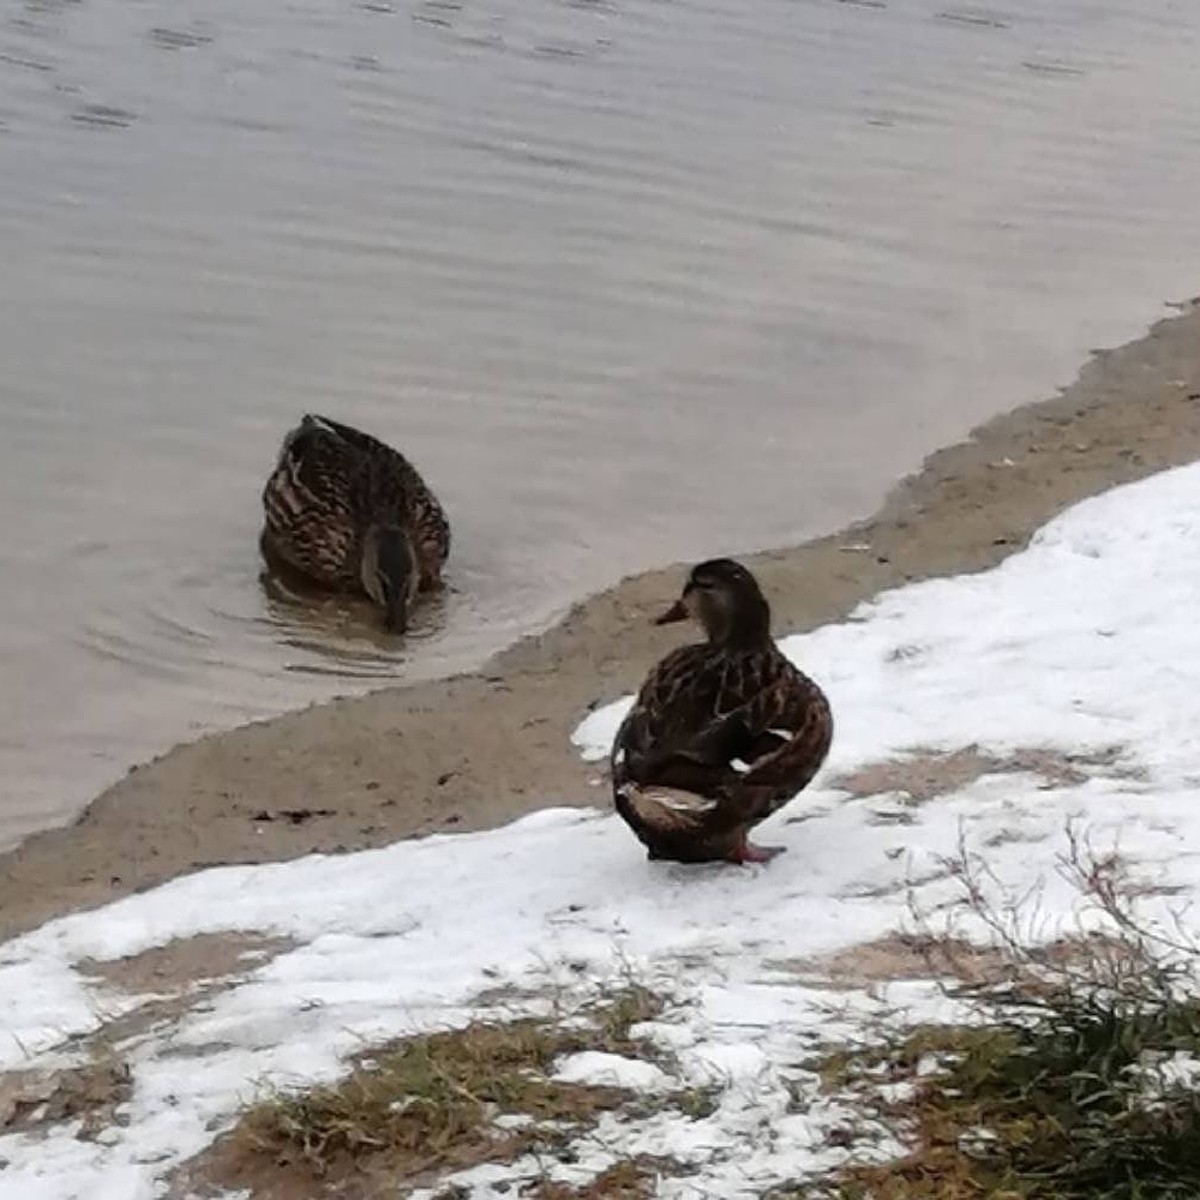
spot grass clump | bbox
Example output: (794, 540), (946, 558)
(214, 983), (681, 1190)
(805, 830), (1200, 1200)
(238, 1018), (618, 1175)
(834, 1004), (1200, 1200)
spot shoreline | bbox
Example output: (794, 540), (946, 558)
(4, 299), (1200, 941)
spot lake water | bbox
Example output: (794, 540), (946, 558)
(3, 0), (1200, 848)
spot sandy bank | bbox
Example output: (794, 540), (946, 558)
(3, 299), (1200, 940)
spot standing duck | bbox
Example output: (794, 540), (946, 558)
(261, 414), (450, 632)
(610, 558), (832, 865)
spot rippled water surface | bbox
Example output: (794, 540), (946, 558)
(3, 0), (1200, 847)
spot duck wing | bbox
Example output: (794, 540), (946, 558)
(302, 413), (401, 462)
(262, 420), (364, 585)
(622, 709), (759, 786)
(710, 665), (833, 829)
(612, 645), (731, 787)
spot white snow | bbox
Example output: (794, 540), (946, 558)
(553, 1051), (672, 1092)
(6, 462), (1200, 1197)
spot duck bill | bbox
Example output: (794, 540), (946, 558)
(383, 598), (410, 634)
(654, 599), (689, 626)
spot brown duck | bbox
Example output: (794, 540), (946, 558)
(261, 414), (450, 632)
(610, 558), (832, 865)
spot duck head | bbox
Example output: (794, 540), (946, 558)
(360, 524), (419, 633)
(655, 558), (771, 647)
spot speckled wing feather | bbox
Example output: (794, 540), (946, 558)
(261, 419), (363, 587)
(721, 665), (833, 825)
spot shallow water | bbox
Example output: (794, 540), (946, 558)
(2, 0), (1200, 848)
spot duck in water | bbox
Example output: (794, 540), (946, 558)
(261, 414), (450, 632)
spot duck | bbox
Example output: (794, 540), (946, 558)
(610, 558), (832, 865)
(260, 414), (450, 632)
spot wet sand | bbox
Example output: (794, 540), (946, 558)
(4, 301), (1200, 941)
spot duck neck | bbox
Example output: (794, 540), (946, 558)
(709, 596), (772, 650)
